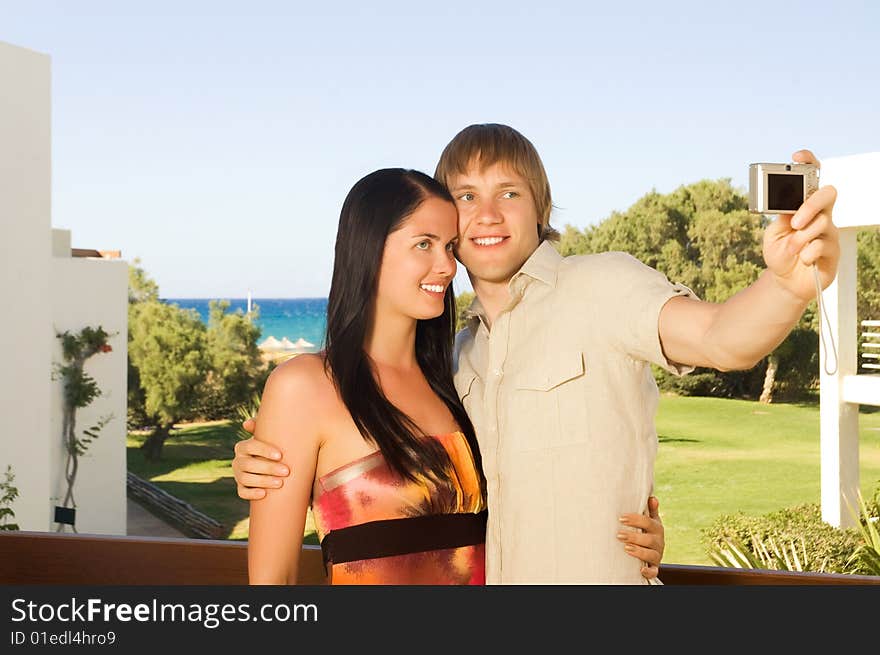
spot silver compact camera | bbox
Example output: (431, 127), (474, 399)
(748, 162), (819, 214)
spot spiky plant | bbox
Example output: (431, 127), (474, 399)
(845, 490), (880, 575)
(709, 531), (829, 572)
(234, 392), (261, 442)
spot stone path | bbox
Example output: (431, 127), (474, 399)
(126, 498), (187, 538)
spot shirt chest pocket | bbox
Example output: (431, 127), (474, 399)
(511, 351), (591, 451)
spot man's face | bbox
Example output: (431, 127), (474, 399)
(447, 160), (541, 286)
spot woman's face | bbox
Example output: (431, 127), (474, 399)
(374, 196), (459, 322)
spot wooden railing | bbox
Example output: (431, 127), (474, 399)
(2, 531), (879, 585)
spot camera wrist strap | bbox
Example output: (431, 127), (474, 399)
(813, 262), (839, 376)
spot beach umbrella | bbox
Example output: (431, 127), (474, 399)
(258, 335), (284, 351)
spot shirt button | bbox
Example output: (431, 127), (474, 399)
(492, 368), (502, 377)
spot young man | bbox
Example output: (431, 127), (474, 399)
(233, 124), (839, 583)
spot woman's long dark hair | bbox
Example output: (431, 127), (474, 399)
(324, 168), (482, 485)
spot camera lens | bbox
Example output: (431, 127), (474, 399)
(785, 164), (791, 171)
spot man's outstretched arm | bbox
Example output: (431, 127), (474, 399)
(659, 149), (839, 371)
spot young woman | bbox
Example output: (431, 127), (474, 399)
(247, 168), (487, 584)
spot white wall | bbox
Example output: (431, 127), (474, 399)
(50, 236), (128, 535)
(0, 41), (52, 531)
(1, 41), (128, 535)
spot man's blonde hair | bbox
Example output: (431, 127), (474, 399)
(434, 123), (559, 242)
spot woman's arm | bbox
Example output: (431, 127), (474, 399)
(247, 359), (322, 584)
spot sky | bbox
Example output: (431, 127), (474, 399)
(2, 0), (878, 298)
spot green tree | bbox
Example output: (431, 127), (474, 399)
(859, 229), (880, 320)
(858, 229), (880, 373)
(127, 260), (157, 430)
(455, 291), (475, 332)
(565, 179), (759, 301)
(128, 257), (159, 304)
(199, 299), (265, 419)
(128, 300), (211, 461)
(557, 224), (591, 257)
(127, 262), (273, 457)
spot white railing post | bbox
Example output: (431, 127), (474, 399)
(819, 227), (859, 527)
(820, 153), (880, 527)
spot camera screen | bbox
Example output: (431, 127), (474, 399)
(768, 173), (803, 211)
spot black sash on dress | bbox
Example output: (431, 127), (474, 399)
(320, 509), (488, 569)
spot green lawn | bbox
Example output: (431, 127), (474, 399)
(126, 421), (319, 544)
(127, 396), (880, 566)
(654, 396), (880, 564)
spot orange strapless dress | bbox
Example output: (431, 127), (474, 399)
(311, 431), (486, 585)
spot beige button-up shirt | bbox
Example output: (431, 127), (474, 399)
(454, 241), (695, 584)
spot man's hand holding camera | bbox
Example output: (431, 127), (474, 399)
(759, 150), (840, 304)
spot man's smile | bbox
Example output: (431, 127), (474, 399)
(470, 236), (509, 247)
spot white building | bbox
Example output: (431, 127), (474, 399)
(1, 40), (128, 535)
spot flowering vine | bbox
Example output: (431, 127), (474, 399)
(52, 326), (116, 532)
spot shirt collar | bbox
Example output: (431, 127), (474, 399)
(511, 240), (562, 289)
(462, 241), (562, 330)
(463, 294), (486, 329)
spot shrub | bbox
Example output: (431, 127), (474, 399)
(653, 365), (764, 399)
(702, 502), (871, 574)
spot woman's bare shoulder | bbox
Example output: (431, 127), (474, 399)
(254, 355), (336, 451)
(261, 354), (335, 413)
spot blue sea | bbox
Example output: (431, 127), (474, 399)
(162, 297), (328, 352)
